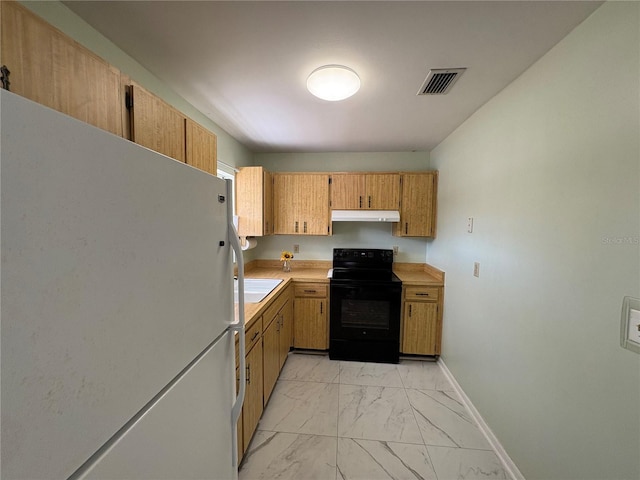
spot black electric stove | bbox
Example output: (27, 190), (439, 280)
(329, 248), (402, 364)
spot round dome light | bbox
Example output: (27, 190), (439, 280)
(306, 65), (360, 101)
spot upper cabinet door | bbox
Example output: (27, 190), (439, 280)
(1, 1), (123, 136)
(273, 173), (330, 235)
(301, 174), (330, 235)
(185, 118), (217, 175)
(236, 166), (273, 237)
(273, 173), (299, 235)
(365, 174), (400, 210)
(331, 174), (366, 209)
(394, 172), (437, 237)
(129, 83), (186, 163)
(263, 170), (274, 235)
(329, 173), (399, 210)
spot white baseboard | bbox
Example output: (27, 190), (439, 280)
(437, 359), (526, 480)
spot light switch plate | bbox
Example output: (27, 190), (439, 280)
(621, 296), (640, 354)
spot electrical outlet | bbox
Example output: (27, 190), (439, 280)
(393, 245), (399, 256)
(473, 262), (480, 277)
(293, 244), (299, 254)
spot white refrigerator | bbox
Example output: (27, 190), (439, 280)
(0, 90), (246, 479)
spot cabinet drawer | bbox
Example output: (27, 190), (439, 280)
(294, 283), (327, 298)
(404, 286), (439, 302)
(245, 317), (263, 352)
(263, 289), (289, 328)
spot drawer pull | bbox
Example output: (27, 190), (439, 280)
(320, 302), (323, 315)
(304, 289), (317, 294)
(416, 292), (430, 296)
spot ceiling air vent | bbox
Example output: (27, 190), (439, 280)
(417, 68), (466, 95)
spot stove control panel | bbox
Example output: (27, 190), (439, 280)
(333, 248), (394, 267)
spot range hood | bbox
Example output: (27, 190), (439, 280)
(331, 210), (400, 222)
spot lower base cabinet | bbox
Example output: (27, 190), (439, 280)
(242, 339), (263, 453)
(279, 298), (293, 367)
(401, 285), (442, 355)
(262, 285), (293, 405)
(293, 283), (329, 350)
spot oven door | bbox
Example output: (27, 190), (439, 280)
(330, 281), (402, 341)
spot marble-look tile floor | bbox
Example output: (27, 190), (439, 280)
(239, 353), (508, 480)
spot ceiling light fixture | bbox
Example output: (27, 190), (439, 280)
(306, 65), (360, 101)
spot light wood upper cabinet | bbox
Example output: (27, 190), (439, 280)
(331, 174), (366, 209)
(273, 173), (330, 235)
(394, 172), (437, 237)
(1, 1), (123, 136)
(236, 167), (273, 237)
(185, 118), (217, 175)
(365, 174), (400, 210)
(330, 173), (399, 210)
(128, 83), (186, 163)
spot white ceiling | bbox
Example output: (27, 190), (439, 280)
(63, 1), (601, 153)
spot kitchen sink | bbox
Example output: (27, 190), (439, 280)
(234, 278), (283, 304)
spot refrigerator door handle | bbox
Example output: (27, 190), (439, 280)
(226, 179), (246, 470)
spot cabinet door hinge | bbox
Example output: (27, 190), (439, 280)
(1, 65), (11, 91)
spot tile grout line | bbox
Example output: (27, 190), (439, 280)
(398, 362), (441, 480)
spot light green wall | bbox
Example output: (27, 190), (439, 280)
(429, 3), (640, 479)
(251, 152), (431, 263)
(19, 1), (253, 169)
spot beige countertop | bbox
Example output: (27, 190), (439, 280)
(235, 260), (444, 332)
